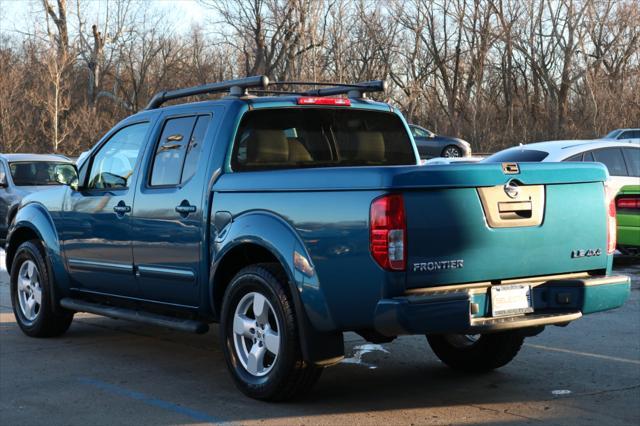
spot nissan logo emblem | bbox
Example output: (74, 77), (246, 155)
(504, 180), (520, 199)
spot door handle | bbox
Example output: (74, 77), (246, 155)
(158, 143), (182, 153)
(175, 200), (196, 217)
(113, 201), (131, 215)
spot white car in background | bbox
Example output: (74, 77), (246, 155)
(484, 139), (640, 194)
(421, 156), (484, 165)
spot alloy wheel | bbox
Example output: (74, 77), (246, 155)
(232, 292), (281, 377)
(17, 260), (42, 323)
(443, 146), (462, 157)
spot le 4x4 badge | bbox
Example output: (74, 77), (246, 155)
(571, 248), (602, 258)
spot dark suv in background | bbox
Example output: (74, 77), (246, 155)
(0, 153), (75, 243)
(409, 124), (471, 159)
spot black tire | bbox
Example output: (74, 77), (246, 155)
(220, 263), (322, 401)
(10, 240), (73, 337)
(427, 332), (524, 372)
(441, 145), (463, 158)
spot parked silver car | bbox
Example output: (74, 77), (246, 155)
(409, 124), (472, 159)
(0, 153), (75, 243)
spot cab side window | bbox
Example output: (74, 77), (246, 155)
(149, 115), (211, 187)
(87, 122), (150, 190)
(592, 148), (628, 177)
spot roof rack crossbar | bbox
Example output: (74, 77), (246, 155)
(302, 80), (387, 97)
(145, 75), (269, 110)
(271, 80), (387, 97)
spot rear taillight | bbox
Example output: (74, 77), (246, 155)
(297, 97), (351, 106)
(616, 196), (640, 210)
(370, 194), (406, 271)
(606, 186), (617, 255)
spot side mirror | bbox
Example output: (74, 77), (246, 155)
(54, 164), (80, 190)
(0, 170), (7, 188)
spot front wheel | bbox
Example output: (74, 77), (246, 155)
(427, 332), (524, 372)
(220, 263), (322, 401)
(10, 240), (74, 337)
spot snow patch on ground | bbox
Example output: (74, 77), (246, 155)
(341, 343), (389, 369)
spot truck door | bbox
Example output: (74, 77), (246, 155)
(131, 113), (213, 307)
(64, 121), (150, 298)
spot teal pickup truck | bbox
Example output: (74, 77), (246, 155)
(5, 77), (630, 401)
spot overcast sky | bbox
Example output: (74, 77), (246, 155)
(0, 0), (209, 37)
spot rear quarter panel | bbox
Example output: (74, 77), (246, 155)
(212, 188), (403, 331)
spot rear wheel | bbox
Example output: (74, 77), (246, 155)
(442, 145), (462, 158)
(427, 332), (524, 372)
(220, 263), (322, 401)
(10, 240), (73, 337)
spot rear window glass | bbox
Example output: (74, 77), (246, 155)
(484, 149), (549, 163)
(231, 108), (416, 171)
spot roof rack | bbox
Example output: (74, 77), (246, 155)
(145, 75), (270, 110)
(292, 80), (387, 98)
(144, 76), (387, 109)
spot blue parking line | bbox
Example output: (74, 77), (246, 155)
(78, 377), (228, 425)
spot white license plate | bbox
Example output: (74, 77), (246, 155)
(491, 284), (534, 317)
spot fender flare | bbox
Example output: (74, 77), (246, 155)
(7, 203), (19, 226)
(6, 202), (70, 312)
(211, 211), (343, 364)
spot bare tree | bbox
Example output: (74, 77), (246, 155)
(1, 0), (639, 155)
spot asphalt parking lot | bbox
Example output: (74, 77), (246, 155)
(0, 250), (638, 426)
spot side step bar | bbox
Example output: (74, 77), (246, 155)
(60, 298), (209, 334)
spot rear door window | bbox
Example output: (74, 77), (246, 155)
(150, 116), (196, 186)
(622, 147), (640, 177)
(592, 148), (628, 176)
(232, 108), (416, 171)
(181, 116), (211, 184)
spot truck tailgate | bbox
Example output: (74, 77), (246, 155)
(403, 164), (609, 288)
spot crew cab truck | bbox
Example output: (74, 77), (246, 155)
(5, 76), (630, 401)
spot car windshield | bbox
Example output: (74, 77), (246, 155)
(9, 162), (75, 186)
(604, 130), (622, 139)
(232, 108), (416, 171)
(483, 149), (549, 162)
